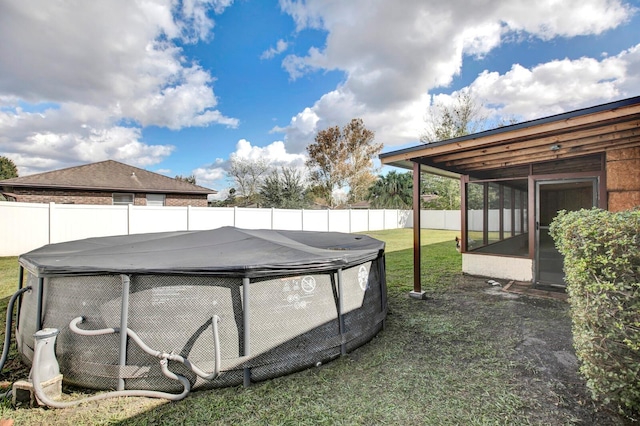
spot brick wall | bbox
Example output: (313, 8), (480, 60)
(166, 194), (208, 207)
(607, 146), (640, 212)
(9, 188), (208, 207)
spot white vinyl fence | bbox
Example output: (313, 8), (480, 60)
(0, 202), (521, 257)
(0, 202), (413, 257)
(412, 210), (461, 231)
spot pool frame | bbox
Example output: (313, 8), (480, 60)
(16, 254), (387, 391)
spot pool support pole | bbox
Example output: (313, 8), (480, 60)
(16, 266), (24, 331)
(378, 256), (387, 329)
(118, 275), (131, 391)
(243, 277), (251, 387)
(337, 269), (346, 356)
(36, 278), (44, 331)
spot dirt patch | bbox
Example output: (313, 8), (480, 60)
(451, 275), (625, 425)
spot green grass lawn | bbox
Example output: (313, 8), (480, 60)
(365, 229), (462, 296)
(0, 229), (585, 425)
(0, 257), (19, 299)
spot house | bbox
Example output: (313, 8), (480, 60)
(380, 96), (640, 296)
(0, 160), (215, 207)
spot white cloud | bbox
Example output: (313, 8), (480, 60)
(615, 43), (640, 95)
(469, 47), (635, 120)
(261, 39), (289, 59)
(3, 124), (174, 176)
(276, 0), (637, 152)
(0, 0), (236, 175)
(497, 0), (631, 39)
(233, 139), (307, 168)
(192, 159), (228, 189)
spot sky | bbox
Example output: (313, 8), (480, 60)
(1, 0), (639, 198)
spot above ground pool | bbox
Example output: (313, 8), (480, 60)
(16, 227), (387, 392)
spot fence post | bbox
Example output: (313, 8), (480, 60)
(187, 205), (191, 230)
(127, 204), (133, 235)
(48, 202), (55, 244)
(234, 206), (238, 227)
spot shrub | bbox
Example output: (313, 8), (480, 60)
(550, 208), (640, 416)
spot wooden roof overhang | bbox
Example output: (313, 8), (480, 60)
(380, 96), (640, 179)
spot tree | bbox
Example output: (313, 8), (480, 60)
(228, 157), (270, 206)
(259, 167), (310, 209)
(306, 118), (381, 208)
(208, 187), (237, 207)
(175, 174), (197, 184)
(420, 90), (486, 143)
(421, 174), (460, 210)
(227, 187), (237, 205)
(418, 91), (512, 210)
(306, 125), (344, 208)
(0, 156), (18, 180)
(367, 171), (413, 209)
(343, 118), (382, 203)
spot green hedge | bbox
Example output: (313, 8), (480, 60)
(549, 208), (640, 415)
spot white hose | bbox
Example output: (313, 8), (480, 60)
(69, 316), (221, 380)
(31, 340), (191, 408)
(32, 315), (222, 408)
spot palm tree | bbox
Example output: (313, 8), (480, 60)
(367, 171), (413, 209)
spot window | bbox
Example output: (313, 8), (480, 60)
(146, 194), (166, 206)
(464, 179), (528, 257)
(112, 193), (134, 205)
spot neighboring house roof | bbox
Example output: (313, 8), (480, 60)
(380, 95), (640, 179)
(0, 160), (216, 195)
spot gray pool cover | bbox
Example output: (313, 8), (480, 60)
(19, 226), (385, 278)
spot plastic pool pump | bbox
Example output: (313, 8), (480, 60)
(13, 328), (63, 406)
(31, 328), (61, 383)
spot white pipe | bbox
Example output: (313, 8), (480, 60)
(31, 315), (224, 408)
(31, 331), (191, 408)
(69, 316), (221, 380)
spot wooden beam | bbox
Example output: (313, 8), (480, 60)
(460, 175), (468, 251)
(412, 162), (423, 296)
(528, 177), (535, 267)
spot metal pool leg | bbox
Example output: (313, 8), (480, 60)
(36, 277), (44, 331)
(242, 277), (251, 387)
(118, 275), (131, 391)
(17, 266), (23, 290)
(378, 256), (387, 329)
(337, 269), (346, 356)
(16, 266), (24, 331)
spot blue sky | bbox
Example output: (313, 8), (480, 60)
(1, 0), (639, 198)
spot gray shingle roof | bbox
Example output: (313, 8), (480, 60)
(0, 160), (215, 194)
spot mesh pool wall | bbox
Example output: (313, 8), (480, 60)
(16, 258), (386, 391)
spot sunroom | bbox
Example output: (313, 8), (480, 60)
(380, 96), (640, 295)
